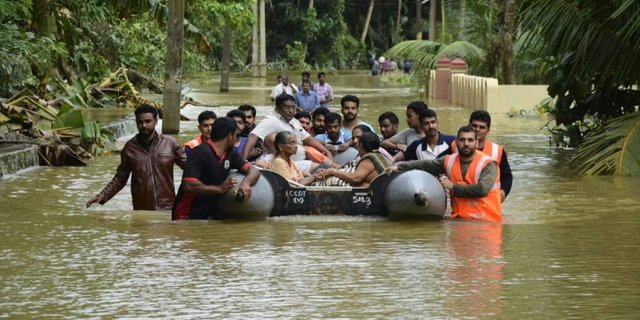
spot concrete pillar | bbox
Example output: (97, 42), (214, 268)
(449, 58), (468, 105)
(162, 0), (185, 134)
(434, 57), (451, 99)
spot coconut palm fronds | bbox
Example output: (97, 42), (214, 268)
(573, 111), (640, 176)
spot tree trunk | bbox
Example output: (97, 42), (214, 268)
(396, 0), (402, 35)
(360, 0), (375, 43)
(428, 0), (436, 41)
(416, 0), (422, 40)
(497, 0), (516, 84)
(459, 0), (466, 39)
(440, 0), (446, 42)
(31, 0), (53, 37)
(303, 0), (315, 62)
(162, 0), (185, 134)
(259, 0), (267, 77)
(251, 1), (259, 77)
(220, 23), (232, 93)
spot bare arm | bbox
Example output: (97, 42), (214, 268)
(241, 133), (260, 160)
(323, 159), (374, 186)
(236, 165), (260, 201)
(381, 136), (399, 151)
(184, 177), (237, 195)
(303, 136), (333, 160)
(393, 151), (405, 162)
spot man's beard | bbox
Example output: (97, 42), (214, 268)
(138, 128), (154, 137)
(344, 113), (356, 120)
(328, 131), (340, 143)
(313, 126), (325, 134)
(459, 146), (474, 157)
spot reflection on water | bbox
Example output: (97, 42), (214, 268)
(1, 72), (639, 318)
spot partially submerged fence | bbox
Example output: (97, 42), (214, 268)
(427, 59), (548, 113)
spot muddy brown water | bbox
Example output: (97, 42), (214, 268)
(1, 71), (638, 318)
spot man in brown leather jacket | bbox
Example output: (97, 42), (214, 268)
(86, 104), (186, 210)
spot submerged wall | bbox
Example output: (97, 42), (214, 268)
(0, 145), (39, 177)
(428, 67), (550, 114)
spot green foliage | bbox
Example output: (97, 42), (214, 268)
(520, 0), (640, 87)
(285, 41), (310, 71)
(518, 0), (640, 174)
(385, 40), (484, 71)
(572, 112), (640, 176)
(266, 0), (361, 69)
(110, 13), (167, 77)
(187, 0), (254, 72)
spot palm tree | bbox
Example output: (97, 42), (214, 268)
(519, 0), (640, 175)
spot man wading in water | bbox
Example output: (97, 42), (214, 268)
(86, 104), (186, 210)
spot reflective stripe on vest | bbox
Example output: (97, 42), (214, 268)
(452, 140), (503, 165)
(482, 140), (503, 165)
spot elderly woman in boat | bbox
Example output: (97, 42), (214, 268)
(316, 131), (390, 187)
(268, 131), (318, 185)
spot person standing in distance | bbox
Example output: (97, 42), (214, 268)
(86, 104), (186, 210)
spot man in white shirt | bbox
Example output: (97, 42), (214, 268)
(242, 94), (332, 161)
(270, 74), (298, 101)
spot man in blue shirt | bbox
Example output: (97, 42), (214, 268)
(295, 79), (320, 112)
(315, 112), (349, 155)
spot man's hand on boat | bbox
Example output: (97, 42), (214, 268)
(384, 166), (399, 174)
(236, 181), (252, 202)
(217, 177), (238, 194)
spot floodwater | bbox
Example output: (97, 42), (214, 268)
(1, 71), (639, 318)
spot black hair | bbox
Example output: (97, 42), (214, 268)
(378, 111), (399, 124)
(317, 71), (326, 78)
(418, 108), (437, 122)
(324, 112), (342, 125)
(457, 125), (476, 138)
(354, 124), (373, 134)
(301, 79), (311, 86)
(275, 93), (296, 108)
(301, 70), (310, 77)
(134, 104), (158, 119)
(211, 117), (237, 140)
(312, 107), (330, 119)
(359, 132), (381, 152)
(197, 110), (217, 124)
(406, 100), (428, 114)
(295, 111), (311, 120)
(469, 110), (492, 128)
(226, 109), (247, 122)
(238, 104), (256, 117)
(340, 95), (360, 108)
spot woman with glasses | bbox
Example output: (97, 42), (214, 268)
(268, 131), (318, 186)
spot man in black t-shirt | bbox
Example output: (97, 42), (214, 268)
(173, 117), (260, 220)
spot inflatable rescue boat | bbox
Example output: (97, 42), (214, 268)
(217, 169), (447, 220)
